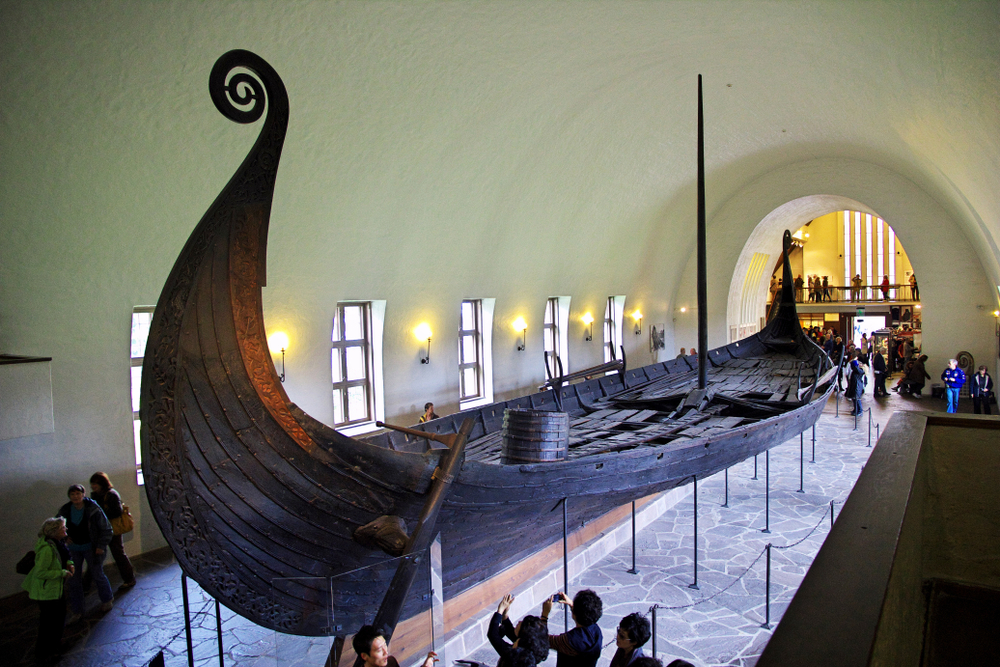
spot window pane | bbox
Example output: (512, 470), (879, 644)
(347, 385), (368, 422)
(462, 367), (478, 398)
(332, 313), (340, 342)
(332, 389), (344, 424)
(461, 302), (474, 329)
(461, 335), (477, 363)
(343, 306), (363, 340)
(345, 346), (366, 381)
(130, 366), (143, 412)
(131, 311), (152, 358)
(331, 350), (342, 382)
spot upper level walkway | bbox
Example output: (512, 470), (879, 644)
(774, 283), (920, 306)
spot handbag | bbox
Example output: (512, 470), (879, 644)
(15, 550), (35, 575)
(111, 504), (135, 535)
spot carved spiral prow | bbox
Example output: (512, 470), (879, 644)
(209, 49), (286, 125)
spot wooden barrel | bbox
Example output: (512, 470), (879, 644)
(501, 409), (569, 464)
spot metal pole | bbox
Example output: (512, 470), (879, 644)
(689, 476), (699, 590)
(830, 500), (835, 528)
(722, 467), (729, 508)
(797, 432), (805, 493)
(876, 422), (880, 441)
(752, 454), (758, 480)
(811, 425), (816, 463)
(835, 386), (840, 417)
(761, 544), (772, 629)
(627, 501), (638, 574)
(696, 75), (707, 391)
(651, 607), (657, 659)
(867, 409), (873, 447)
(215, 599), (224, 667)
(762, 450), (771, 534)
(562, 498), (569, 632)
(182, 573), (194, 667)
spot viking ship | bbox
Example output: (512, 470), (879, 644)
(140, 50), (837, 638)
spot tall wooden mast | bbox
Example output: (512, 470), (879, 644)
(697, 75), (708, 389)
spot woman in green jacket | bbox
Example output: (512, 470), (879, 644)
(22, 517), (74, 663)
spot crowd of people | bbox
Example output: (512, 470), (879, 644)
(352, 589), (695, 667)
(20, 473), (135, 664)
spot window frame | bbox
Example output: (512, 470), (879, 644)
(331, 301), (375, 428)
(458, 299), (485, 402)
(130, 306), (155, 486)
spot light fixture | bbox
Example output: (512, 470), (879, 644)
(267, 331), (289, 382)
(414, 323), (432, 364)
(680, 307), (687, 313)
(633, 310), (643, 335)
(582, 313), (594, 341)
(513, 316), (527, 351)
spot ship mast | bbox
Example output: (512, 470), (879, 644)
(697, 75), (707, 390)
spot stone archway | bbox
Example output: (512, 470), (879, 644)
(726, 195), (878, 341)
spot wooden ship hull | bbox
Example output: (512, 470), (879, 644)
(140, 51), (837, 637)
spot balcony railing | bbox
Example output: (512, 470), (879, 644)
(771, 284), (920, 305)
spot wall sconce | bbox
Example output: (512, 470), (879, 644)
(633, 310), (643, 335)
(679, 307), (688, 313)
(414, 323), (432, 364)
(267, 331), (289, 383)
(513, 316), (527, 351)
(582, 313), (594, 341)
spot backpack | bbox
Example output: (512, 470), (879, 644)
(15, 550), (35, 575)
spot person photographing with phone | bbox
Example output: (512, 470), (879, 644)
(540, 590), (603, 667)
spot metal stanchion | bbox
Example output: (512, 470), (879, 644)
(651, 607), (657, 659)
(182, 574), (194, 667)
(215, 599), (224, 667)
(762, 450), (771, 534)
(867, 409), (873, 447)
(627, 501), (638, 575)
(562, 498), (569, 632)
(876, 422), (880, 441)
(835, 386), (840, 417)
(811, 425), (816, 463)
(752, 454), (758, 480)
(797, 432), (805, 493)
(830, 500), (835, 528)
(722, 467), (729, 508)
(761, 544), (772, 629)
(689, 476), (699, 590)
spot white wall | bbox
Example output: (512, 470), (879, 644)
(1, 1), (998, 600)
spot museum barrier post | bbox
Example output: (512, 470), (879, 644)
(689, 476), (699, 590)
(761, 450), (771, 534)
(761, 544), (772, 629)
(797, 432), (805, 493)
(811, 425), (816, 463)
(627, 501), (638, 575)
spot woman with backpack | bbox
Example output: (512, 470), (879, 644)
(22, 517), (74, 663)
(90, 472), (136, 590)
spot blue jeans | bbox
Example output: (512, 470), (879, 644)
(946, 387), (960, 413)
(67, 548), (113, 613)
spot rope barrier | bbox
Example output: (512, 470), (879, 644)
(644, 499), (838, 614)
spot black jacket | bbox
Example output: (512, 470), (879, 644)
(57, 497), (113, 551)
(970, 372), (994, 397)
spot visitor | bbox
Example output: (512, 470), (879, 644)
(689, 348), (696, 356)
(488, 593), (549, 667)
(541, 590), (603, 667)
(872, 347), (888, 397)
(844, 351), (866, 416)
(794, 274), (804, 302)
(22, 517), (74, 663)
(89, 472), (136, 590)
(609, 612), (651, 667)
(822, 275), (831, 302)
(909, 273), (919, 300)
(851, 274), (863, 300)
(969, 365), (994, 415)
(941, 359), (966, 413)
(898, 354), (930, 397)
(352, 625), (438, 667)
(880, 275), (890, 300)
(676, 348), (686, 359)
(419, 402), (440, 423)
(57, 484), (114, 623)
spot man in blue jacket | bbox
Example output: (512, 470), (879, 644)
(541, 590), (603, 667)
(941, 359), (966, 413)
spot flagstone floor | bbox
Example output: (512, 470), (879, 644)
(3, 387), (966, 667)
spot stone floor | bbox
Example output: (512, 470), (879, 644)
(2, 386), (969, 667)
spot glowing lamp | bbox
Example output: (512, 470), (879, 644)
(267, 331), (289, 382)
(513, 317), (527, 351)
(414, 323), (432, 364)
(582, 313), (594, 341)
